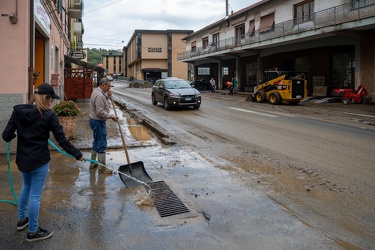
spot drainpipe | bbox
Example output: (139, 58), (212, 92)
(28, 0), (34, 100)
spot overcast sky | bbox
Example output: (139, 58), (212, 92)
(82, 0), (259, 50)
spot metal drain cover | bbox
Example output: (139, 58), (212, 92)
(149, 181), (190, 218)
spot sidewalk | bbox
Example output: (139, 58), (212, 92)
(208, 90), (375, 124)
(51, 102), (123, 151)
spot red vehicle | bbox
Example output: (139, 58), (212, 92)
(333, 84), (368, 105)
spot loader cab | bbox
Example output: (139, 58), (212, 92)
(262, 70), (291, 83)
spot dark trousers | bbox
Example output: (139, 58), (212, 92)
(228, 86), (233, 95)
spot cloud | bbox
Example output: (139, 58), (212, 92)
(82, 0), (257, 49)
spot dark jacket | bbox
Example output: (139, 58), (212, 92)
(2, 104), (82, 172)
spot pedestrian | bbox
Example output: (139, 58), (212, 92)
(209, 78), (216, 92)
(228, 78), (234, 95)
(226, 80), (231, 89)
(233, 77), (238, 94)
(89, 77), (119, 174)
(2, 83), (86, 242)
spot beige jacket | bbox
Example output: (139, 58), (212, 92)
(89, 88), (112, 121)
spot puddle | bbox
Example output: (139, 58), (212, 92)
(127, 117), (152, 141)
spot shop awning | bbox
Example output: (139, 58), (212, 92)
(247, 20), (255, 34)
(64, 55), (104, 73)
(141, 68), (168, 72)
(259, 13), (275, 32)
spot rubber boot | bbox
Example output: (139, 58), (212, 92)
(98, 153), (112, 174)
(89, 150), (98, 169)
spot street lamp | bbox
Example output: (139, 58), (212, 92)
(116, 40), (124, 50)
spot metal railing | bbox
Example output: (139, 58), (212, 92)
(177, 2), (375, 61)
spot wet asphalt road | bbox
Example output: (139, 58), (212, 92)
(1, 80), (374, 249)
(0, 149), (342, 250)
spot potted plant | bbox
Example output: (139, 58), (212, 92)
(52, 100), (81, 139)
(33, 69), (40, 85)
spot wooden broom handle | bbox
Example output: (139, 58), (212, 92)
(110, 98), (130, 164)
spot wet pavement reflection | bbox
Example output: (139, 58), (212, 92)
(0, 143), (343, 249)
(0, 98), (347, 249)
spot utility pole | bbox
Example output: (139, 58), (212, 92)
(226, 0), (228, 16)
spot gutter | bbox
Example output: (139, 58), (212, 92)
(29, 0), (34, 100)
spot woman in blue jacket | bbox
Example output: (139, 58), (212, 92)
(2, 83), (85, 242)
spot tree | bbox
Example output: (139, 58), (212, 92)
(86, 48), (119, 66)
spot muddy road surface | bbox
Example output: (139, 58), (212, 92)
(113, 82), (375, 249)
(1, 81), (374, 249)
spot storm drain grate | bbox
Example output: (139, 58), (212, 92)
(149, 181), (190, 218)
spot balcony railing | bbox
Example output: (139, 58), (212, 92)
(74, 21), (83, 35)
(76, 41), (83, 49)
(177, 2), (375, 61)
(68, 0), (83, 19)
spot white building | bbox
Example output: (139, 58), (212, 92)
(178, 0), (375, 100)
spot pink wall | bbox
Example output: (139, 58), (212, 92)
(0, 1), (30, 99)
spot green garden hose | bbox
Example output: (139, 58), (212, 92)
(0, 141), (19, 205)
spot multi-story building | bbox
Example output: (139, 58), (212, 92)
(102, 52), (123, 76)
(0, 0), (84, 153)
(124, 29), (194, 83)
(178, 0), (375, 100)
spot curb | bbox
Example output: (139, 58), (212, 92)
(113, 97), (176, 145)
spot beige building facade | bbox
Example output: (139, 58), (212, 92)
(124, 30), (193, 83)
(101, 52), (123, 76)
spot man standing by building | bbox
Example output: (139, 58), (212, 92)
(89, 77), (119, 173)
(233, 77), (238, 94)
(210, 78), (216, 92)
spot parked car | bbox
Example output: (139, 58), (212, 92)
(189, 80), (211, 90)
(106, 75), (113, 81)
(152, 77), (201, 110)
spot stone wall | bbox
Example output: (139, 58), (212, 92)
(0, 93), (23, 154)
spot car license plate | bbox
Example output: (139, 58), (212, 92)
(185, 98), (191, 101)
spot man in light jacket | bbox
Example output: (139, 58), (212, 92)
(89, 77), (119, 173)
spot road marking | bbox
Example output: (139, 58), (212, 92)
(228, 107), (279, 117)
(344, 112), (375, 118)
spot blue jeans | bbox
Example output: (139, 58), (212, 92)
(89, 118), (107, 153)
(19, 163), (49, 233)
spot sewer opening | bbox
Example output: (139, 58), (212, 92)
(148, 181), (190, 218)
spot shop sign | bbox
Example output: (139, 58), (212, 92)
(71, 50), (86, 59)
(34, 0), (51, 35)
(148, 47), (162, 52)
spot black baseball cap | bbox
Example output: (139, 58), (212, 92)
(34, 83), (60, 99)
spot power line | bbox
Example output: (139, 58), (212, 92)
(85, 0), (124, 15)
(84, 36), (124, 42)
(84, 43), (124, 47)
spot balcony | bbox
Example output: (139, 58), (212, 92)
(76, 41), (83, 50)
(178, 2), (375, 61)
(68, 0), (83, 19)
(74, 21), (83, 35)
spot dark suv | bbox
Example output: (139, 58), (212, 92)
(151, 78), (201, 110)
